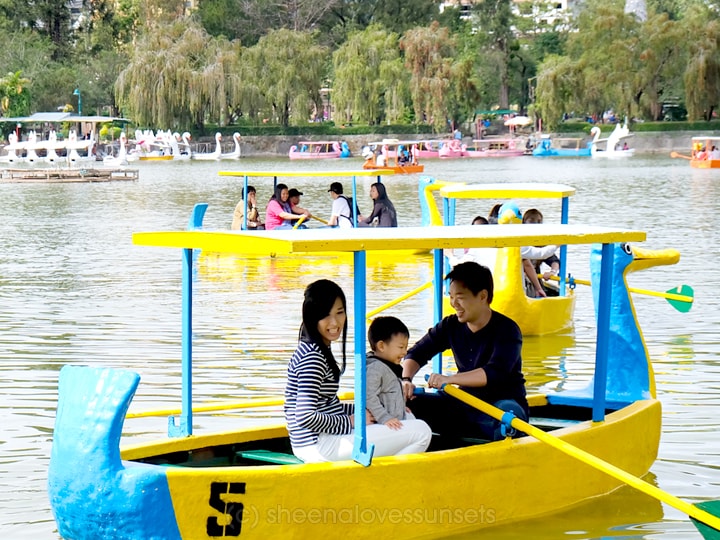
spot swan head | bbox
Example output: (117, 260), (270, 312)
(498, 202), (522, 224)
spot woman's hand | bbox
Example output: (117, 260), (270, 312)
(427, 373), (451, 389)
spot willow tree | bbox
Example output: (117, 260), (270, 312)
(115, 20), (241, 129)
(332, 25), (406, 125)
(683, 15), (720, 121)
(240, 29), (327, 126)
(534, 55), (581, 130)
(401, 22), (456, 132)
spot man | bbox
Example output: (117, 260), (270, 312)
(401, 261), (528, 442)
(288, 188), (312, 221)
(327, 182), (354, 228)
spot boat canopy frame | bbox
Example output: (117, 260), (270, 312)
(133, 216), (646, 467)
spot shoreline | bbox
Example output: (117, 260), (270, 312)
(233, 131), (709, 157)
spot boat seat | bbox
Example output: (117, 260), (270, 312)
(530, 417), (582, 431)
(236, 449), (303, 465)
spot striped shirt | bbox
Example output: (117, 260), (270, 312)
(284, 340), (353, 447)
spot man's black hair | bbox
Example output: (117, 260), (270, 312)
(445, 261), (494, 303)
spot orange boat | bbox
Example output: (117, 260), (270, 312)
(362, 139), (424, 174)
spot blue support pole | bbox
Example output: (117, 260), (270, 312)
(559, 196), (570, 296)
(352, 250), (374, 466)
(351, 175), (358, 227)
(432, 248), (444, 374)
(592, 242), (614, 422)
(242, 176), (249, 230)
(168, 203), (208, 438)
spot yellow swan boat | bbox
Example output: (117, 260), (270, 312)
(46, 219), (720, 540)
(420, 180), (577, 335)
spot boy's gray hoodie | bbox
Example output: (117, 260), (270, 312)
(366, 353), (407, 424)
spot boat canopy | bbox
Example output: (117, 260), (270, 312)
(440, 182), (576, 201)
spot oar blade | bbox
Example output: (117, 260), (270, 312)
(667, 284), (694, 313)
(692, 500), (720, 539)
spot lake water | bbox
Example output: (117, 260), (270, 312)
(1, 154), (719, 539)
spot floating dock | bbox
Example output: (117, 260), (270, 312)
(0, 167), (139, 183)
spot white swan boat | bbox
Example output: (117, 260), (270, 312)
(220, 132), (241, 160)
(591, 122), (635, 158)
(103, 132), (129, 166)
(192, 132), (222, 160)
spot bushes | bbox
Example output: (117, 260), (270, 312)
(199, 123), (436, 137)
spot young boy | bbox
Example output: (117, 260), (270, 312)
(365, 317), (432, 452)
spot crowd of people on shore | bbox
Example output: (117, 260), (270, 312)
(231, 181), (398, 231)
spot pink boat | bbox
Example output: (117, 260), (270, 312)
(371, 140), (440, 159)
(464, 138), (526, 158)
(288, 140), (351, 159)
(438, 139), (466, 158)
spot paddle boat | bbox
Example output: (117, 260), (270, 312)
(220, 132), (242, 160)
(103, 132), (129, 167)
(362, 139), (424, 174)
(0, 132), (26, 163)
(438, 138), (466, 158)
(216, 169), (430, 260)
(191, 132), (223, 161)
(48, 216), (720, 539)
(364, 140), (441, 159)
(532, 131), (595, 157)
(288, 141), (350, 159)
(464, 138), (526, 158)
(66, 129), (96, 163)
(591, 121), (635, 158)
(671, 136), (720, 168)
(418, 179), (577, 335)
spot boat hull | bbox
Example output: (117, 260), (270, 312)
(691, 159), (720, 168)
(464, 149), (525, 158)
(114, 399), (659, 539)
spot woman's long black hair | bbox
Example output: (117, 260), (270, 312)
(372, 182), (397, 224)
(270, 183), (288, 202)
(299, 279), (347, 381)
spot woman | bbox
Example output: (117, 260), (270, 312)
(265, 183), (310, 230)
(284, 280), (431, 463)
(358, 182), (397, 228)
(231, 185), (264, 230)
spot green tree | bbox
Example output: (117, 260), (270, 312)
(115, 20), (241, 129)
(683, 14), (720, 120)
(0, 0), (74, 60)
(0, 71), (31, 117)
(534, 55), (581, 129)
(240, 29), (328, 126)
(332, 25), (407, 124)
(401, 22), (456, 132)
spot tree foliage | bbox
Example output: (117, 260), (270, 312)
(240, 29), (328, 126)
(332, 25), (406, 124)
(115, 20), (241, 129)
(401, 22), (456, 131)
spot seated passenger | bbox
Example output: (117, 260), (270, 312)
(231, 185), (264, 230)
(358, 182), (397, 227)
(521, 208), (559, 298)
(265, 183), (310, 230)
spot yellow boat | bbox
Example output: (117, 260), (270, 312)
(362, 139), (425, 174)
(47, 220), (719, 540)
(421, 180), (577, 335)
(214, 169), (436, 260)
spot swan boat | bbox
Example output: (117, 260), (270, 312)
(365, 140), (440, 159)
(193, 133), (223, 161)
(215, 169), (431, 261)
(362, 139), (424, 174)
(591, 122), (635, 158)
(47, 218), (716, 539)
(419, 179), (577, 336)
(437, 138), (466, 158)
(532, 133), (593, 157)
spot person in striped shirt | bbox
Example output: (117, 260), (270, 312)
(285, 279), (433, 463)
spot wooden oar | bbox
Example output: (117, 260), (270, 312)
(127, 391), (355, 419)
(542, 274), (694, 312)
(312, 215), (329, 225)
(442, 384), (720, 536)
(292, 215), (307, 229)
(670, 151), (693, 160)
